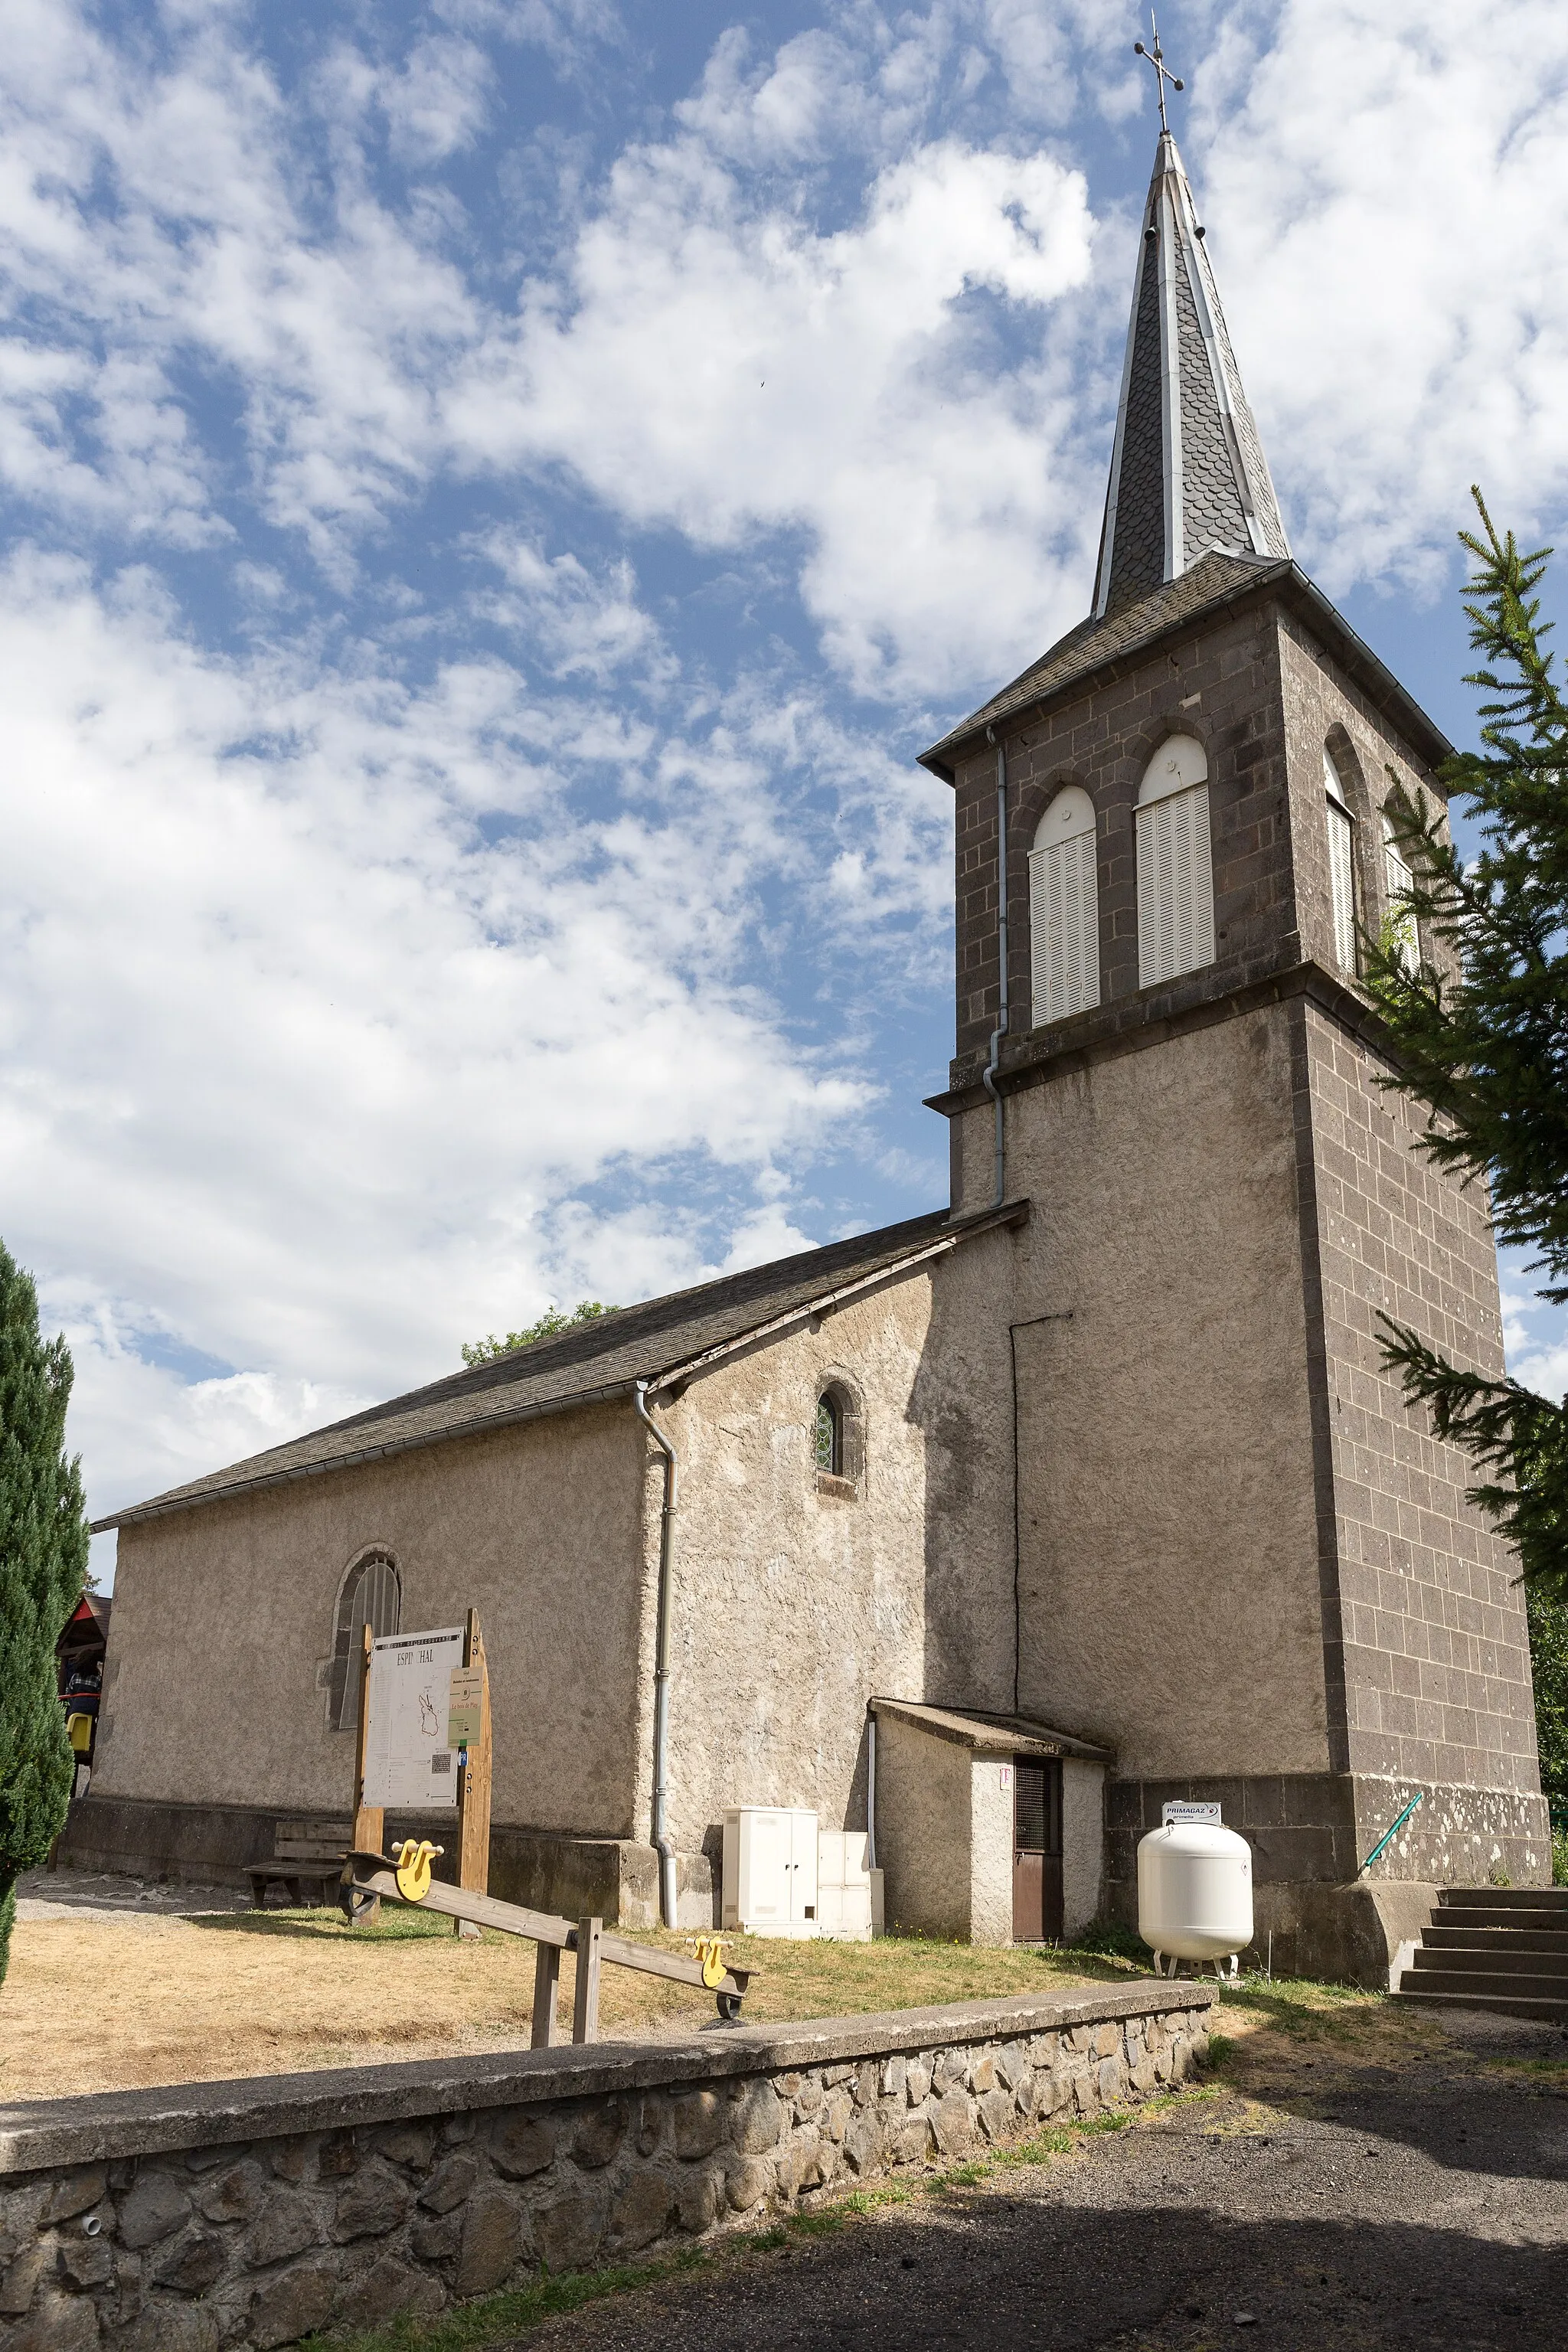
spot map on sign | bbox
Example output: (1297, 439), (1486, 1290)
(1161, 1802), (1223, 1825)
(361, 1628), (466, 1810)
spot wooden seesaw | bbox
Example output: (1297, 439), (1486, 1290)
(338, 1842), (755, 2048)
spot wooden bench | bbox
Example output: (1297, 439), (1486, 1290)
(247, 1819), (351, 1909)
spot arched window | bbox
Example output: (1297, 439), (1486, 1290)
(1324, 748), (1358, 977)
(815, 1391), (842, 1476)
(1028, 786), (1099, 1025)
(1136, 733), (1214, 987)
(328, 1549), (401, 1732)
(1381, 805), (1419, 972)
(814, 1380), (864, 1495)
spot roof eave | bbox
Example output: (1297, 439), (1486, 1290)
(92, 1197), (1030, 1535)
(916, 560), (1453, 786)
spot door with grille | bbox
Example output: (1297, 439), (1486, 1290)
(1011, 1756), (1063, 1942)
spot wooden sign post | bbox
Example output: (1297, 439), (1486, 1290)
(450, 1607), (492, 1940)
(350, 1622), (384, 1922)
(348, 1611), (490, 1932)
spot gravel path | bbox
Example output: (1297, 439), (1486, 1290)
(512, 2008), (1568, 2352)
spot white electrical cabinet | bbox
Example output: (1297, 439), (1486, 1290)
(722, 1807), (818, 1937)
(816, 1831), (882, 1941)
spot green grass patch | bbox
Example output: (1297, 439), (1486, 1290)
(310, 2245), (713, 2352)
(1080, 2109), (1133, 2134)
(1201, 2032), (1236, 2069)
(1066, 1918), (1150, 1965)
(993, 2127), (1077, 2164)
(198, 1906), (476, 1945)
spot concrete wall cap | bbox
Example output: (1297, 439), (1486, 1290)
(0, 1984), (1211, 2177)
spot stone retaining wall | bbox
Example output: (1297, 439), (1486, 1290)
(0, 1983), (1212, 2352)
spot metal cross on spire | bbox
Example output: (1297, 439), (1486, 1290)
(1132, 13), (1184, 135)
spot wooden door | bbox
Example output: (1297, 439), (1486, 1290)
(1012, 1758), (1064, 1942)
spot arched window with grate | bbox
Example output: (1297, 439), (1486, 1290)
(1136, 733), (1214, 988)
(328, 1549), (401, 1732)
(814, 1380), (864, 1497)
(1028, 786), (1100, 1026)
(1324, 748), (1359, 977)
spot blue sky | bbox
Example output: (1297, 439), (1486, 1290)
(2, 0), (1565, 1576)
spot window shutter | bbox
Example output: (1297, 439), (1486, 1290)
(1326, 796), (1357, 975)
(1383, 815), (1417, 971)
(1137, 782), (1214, 987)
(1029, 830), (1099, 1024)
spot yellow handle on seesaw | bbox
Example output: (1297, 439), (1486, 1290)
(393, 1839), (444, 1903)
(692, 1934), (728, 1989)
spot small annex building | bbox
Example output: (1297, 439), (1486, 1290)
(79, 128), (1550, 1978)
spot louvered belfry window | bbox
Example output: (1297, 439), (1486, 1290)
(1136, 734), (1214, 988)
(1028, 786), (1099, 1025)
(1382, 807), (1419, 972)
(1324, 751), (1358, 977)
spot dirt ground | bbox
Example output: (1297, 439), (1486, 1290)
(479, 1984), (1568, 2352)
(2, 1870), (1116, 2100)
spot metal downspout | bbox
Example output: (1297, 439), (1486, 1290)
(982, 727), (1009, 1207)
(866, 1713), (877, 1872)
(634, 1380), (680, 1929)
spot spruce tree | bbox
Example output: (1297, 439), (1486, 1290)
(0, 1243), (90, 1985)
(1367, 490), (1568, 1606)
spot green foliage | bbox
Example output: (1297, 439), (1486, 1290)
(1364, 491), (1568, 1599)
(0, 1243), (90, 1984)
(1069, 1915), (1151, 1962)
(1527, 1586), (1568, 1830)
(460, 1300), (618, 1368)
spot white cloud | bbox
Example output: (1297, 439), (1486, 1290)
(449, 132), (1100, 693)
(0, 549), (873, 1527)
(8, 0), (1568, 1578)
(1191, 0), (1568, 593)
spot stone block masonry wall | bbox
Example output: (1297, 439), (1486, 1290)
(1297, 1001), (1548, 1880)
(950, 596), (1295, 1076)
(0, 1985), (1210, 2351)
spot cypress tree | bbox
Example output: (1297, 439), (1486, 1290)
(0, 1242), (90, 1985)
(1367, 489), (1568, 1600)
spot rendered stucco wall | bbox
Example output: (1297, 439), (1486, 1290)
(969, 1756), (1014, 1949)
(646, 1242), (1016, 1870)
(1062, 1758), (1105, 1939)
(94, 1404), (647, 1840)
(872, 1711), (974, 1940)
(993, 1004), (1330, 1779)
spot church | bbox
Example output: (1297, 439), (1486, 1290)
(77, 125), (1550, 1981)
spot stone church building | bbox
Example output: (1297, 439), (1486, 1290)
(78, 130), (1549, 1980)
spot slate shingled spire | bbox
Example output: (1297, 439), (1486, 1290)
(1093, 132), (1289, 618)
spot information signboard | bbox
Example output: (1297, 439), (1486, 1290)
(361, 1628), (465, 1811)
(446, 1665), (485, 1748)
(1161, 1801), (1223, 1826)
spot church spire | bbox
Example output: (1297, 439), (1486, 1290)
(1093, 128), (1290, 619)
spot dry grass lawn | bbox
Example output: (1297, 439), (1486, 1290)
(0, 1906), (1123, 2102)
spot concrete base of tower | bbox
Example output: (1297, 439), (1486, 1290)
(1105, 1771), (1552, 1987)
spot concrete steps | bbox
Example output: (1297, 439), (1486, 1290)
(1393, 1884), (1568, 2023)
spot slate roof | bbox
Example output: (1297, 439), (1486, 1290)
(94, 1200), (1025, 1530)
(917, 546), (1454, 784)
(919, 550), (1280, 777)
(1097, 131), (1289, 616)
(919, 130), (1414, 785)
(869, 1697), (1111, 1762)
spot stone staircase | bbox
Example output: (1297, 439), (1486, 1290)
(1393, 1885), (1568, 2021)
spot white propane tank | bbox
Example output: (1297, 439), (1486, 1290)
(1138, 1818), (1253, 1965)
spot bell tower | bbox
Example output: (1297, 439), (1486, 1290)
(919, 117), (1549, 1965)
